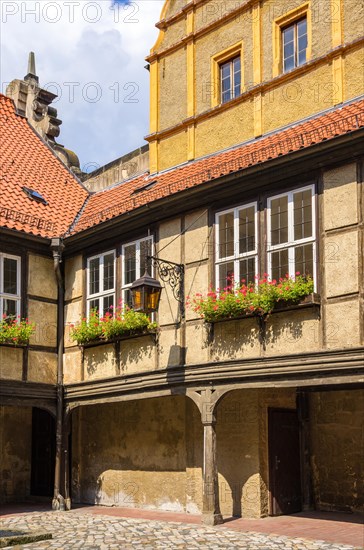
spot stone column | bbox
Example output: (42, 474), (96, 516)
(202, 419), (223, 525)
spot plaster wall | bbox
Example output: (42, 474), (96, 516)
(72, 397), (189, 511)
(342, 2), (364, 43)
(158, 131), (188, 172)
(344, 47), (364, 102)
(28, 299), (57, 348)
(195, 98), (255, 158)
(323, 163), (358, 231)
(0, 347), (23, 381)
(28, 254), (57, 301)
(71, 389), (306, 518)
(0, 406), (31, 503)
(159, 49), (187, 131)
(27, 350), (57, 384)
(310, 390), (364, 512)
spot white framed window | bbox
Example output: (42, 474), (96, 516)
(267, 185), (316, 283)
(0, 253), (21, 319)
(86, 250), (116, 317)
(215, 202), (258, 289)
(220, 55), (241, 104)
(122, 236), (153, 307)
(282, 17), (307, 73)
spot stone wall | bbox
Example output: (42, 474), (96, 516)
(0, 406), (32, 503)
(83, 146), (149, 192)
(72, 397), (191, 511)
(310, 390), (364, 513)
(71, 388), (304, 518)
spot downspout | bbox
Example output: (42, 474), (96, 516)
(51, 238), (66, 511)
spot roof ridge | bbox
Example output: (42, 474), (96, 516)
(64, 193), (93, 237)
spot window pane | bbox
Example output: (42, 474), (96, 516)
(284, 55), (295, 72)
(221, 62), (230, 79)
(295, 244), (313, 277)
(103, 253), (115, 292)
(3, 258), (18, 295)
(297, 19), (307, 66)
(220, 61), (232, 103)
(124, 289), (132, 308)
(103, 294), (114, 315)
(222, 90), (231, 103)
(298, 48), (307, 66)
(239, 206), (255, 254)
(233, 57), (241, 98)
(89, 298), (99, 313)
(3, 298), (17, 318)
(218, 262), (235, 290)
(89, 258), (100, 295)
(270, 196), (288, 245)
(297, 18), (307, 41)
(294, 189), (312, 240)
(140, 239), (152, 278)
(284, 41), (294, 59)
(271, 249), (289, 281)
(124, 244), (136, 285)
(218, 212), (235, 258)
(239, 258), (256, 285)
(283, 25), (294, 44)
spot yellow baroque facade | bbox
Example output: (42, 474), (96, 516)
(147, 0), (364, 172)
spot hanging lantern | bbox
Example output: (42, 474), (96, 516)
(130, 271), (162, 314)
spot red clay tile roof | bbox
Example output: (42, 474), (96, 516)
(73, 98), (364, 234)
(1, 92), (363, 239)
(0, 94), (88, 239)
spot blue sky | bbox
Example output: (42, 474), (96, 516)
(0, 1), (164, 171)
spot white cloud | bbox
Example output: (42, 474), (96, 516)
(0, 0), (164, 169)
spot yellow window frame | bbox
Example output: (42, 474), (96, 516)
(211, 42), (244, 108)
(272, 2), (311, 77)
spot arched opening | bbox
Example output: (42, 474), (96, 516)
(30, 407), (56, 498)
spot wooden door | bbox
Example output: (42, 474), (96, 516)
(31, 408), (55, 497)
(268, 408), (302, 515)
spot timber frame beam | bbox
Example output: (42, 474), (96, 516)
(64, 347), (364, 411)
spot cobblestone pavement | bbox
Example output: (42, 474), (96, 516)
(1, 511), (361, 549)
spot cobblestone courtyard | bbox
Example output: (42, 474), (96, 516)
(0, 510), (362, 549)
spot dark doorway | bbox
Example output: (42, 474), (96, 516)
(268, 408), (302, 515)
(31, 408), (55, 497)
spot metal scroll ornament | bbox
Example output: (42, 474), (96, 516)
(149, 257), (185, 305)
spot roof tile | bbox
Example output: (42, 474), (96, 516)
(76, 98), (364, 234)
(0, 94), (88, 238)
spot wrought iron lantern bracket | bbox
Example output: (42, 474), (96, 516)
(147, 255), (185, 318)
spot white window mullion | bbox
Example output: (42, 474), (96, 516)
(234, 209), (240, 283)
(87, 250), (115, 318)
(288, 192), (295, 277)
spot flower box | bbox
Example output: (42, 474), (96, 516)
(80, 328), (158, 349)
(189, 275), (316, 323)
(70, 307), (158, 347)
(0, 318), (35, 346)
